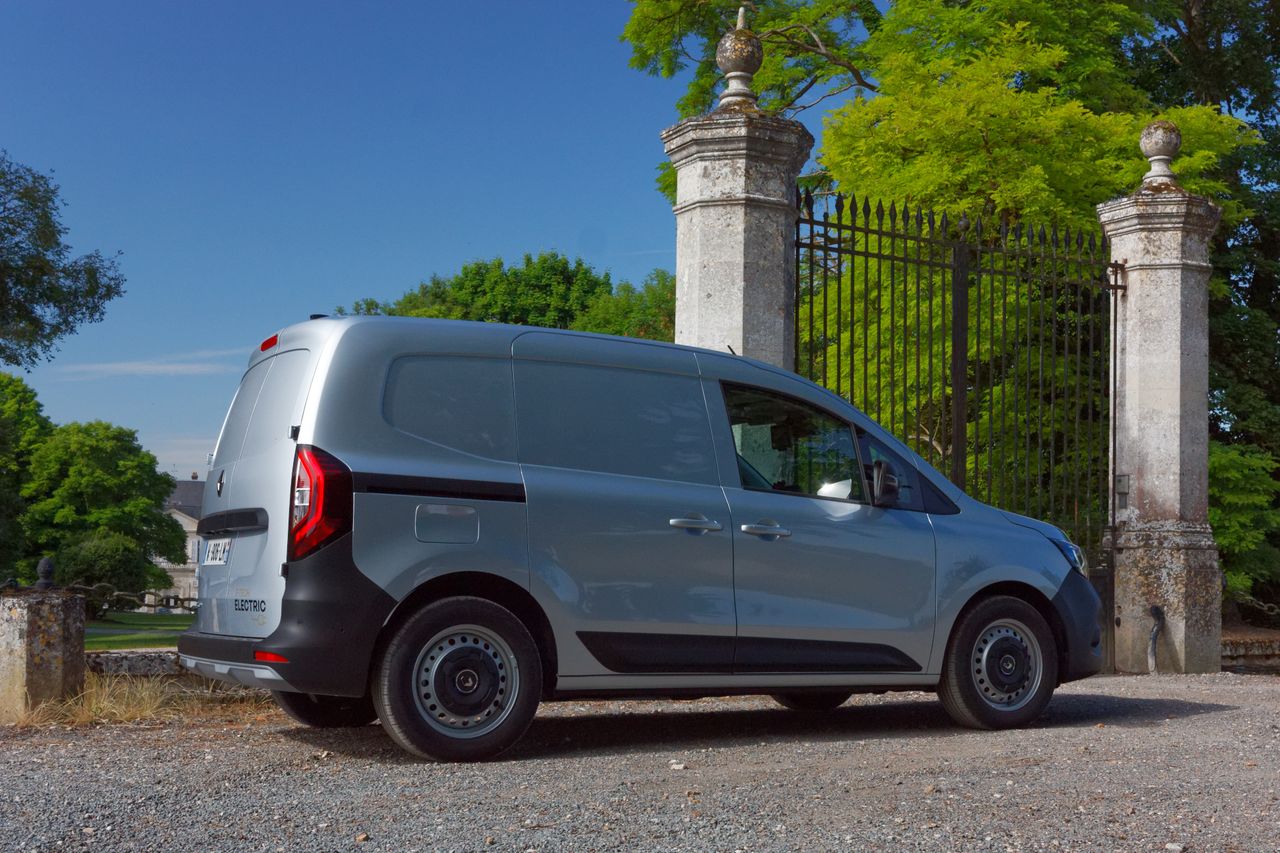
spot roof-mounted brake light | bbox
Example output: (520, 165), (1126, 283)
(260, 334), (279, 351)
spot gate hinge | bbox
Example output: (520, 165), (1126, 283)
(1105, 260), (1127, 291)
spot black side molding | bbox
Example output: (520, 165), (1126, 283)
(577, 632), (735, 673)
(352, 472), (526, 503)
(197, 508), (269, 537)
(576, 631), (921, 674)
(734, 635), (921, 673)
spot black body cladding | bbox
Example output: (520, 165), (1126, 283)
(1050, 569), (1104, 683)
(577, 631), (922, 674)
(180, 532), (395, 697)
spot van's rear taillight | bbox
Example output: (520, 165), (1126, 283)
(289, 446), (352, 561)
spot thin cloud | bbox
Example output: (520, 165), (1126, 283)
(56, 346), (250, 381)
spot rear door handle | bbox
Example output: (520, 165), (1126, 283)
(669, 514), (724, 533)
(740, 522), (792, 539)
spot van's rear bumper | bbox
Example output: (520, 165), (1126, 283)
(179, 532), (397, 697)
(178, 633), (297, 692)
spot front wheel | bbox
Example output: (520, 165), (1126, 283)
(271, 691), (378, 728)
(373, 596), (542, 762)
(938, 595), (1058, 730)
(770, 691), (853, 711)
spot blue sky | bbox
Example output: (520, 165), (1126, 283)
(3, 1), (824, 477)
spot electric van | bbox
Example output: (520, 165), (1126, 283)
(178, 316), (1101, 761)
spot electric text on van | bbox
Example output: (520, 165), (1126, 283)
(179, 317), (1101, 761)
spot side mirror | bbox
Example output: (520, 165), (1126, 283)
(872, 459), (900, 507)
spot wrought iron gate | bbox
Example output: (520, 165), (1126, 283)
(795, 190), (1120, 556)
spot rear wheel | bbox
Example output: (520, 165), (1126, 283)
(373, 596), (542, 762)
(770, 691), (853, 711)
(938, 595), (1058, 729)
(272, 691), (378, 728)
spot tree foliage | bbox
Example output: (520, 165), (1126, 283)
(1209, 442), (1280, 601)
(822, 6), (1250, 231)
(347, 255), (677, 342)
(0, 151), (125, 368)
(18, 421), (185, 590)
(0, 373), (52, 579)
(342, 253), (614, 329)
(624, 0), (880, 120)
(54, 530), (173, 597)
(571, 269), (675, 340)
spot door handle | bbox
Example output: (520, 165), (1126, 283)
(740, 522), (792, 539)
(669, 514), (724, 533)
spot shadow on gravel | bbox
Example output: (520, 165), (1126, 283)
(276, 692), (1234, 763)
(504, 692), (1234, 760)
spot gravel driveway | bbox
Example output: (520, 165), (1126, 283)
(2, 673), (1278, 852)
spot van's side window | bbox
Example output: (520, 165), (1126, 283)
(384, 356), (517, 461)
(722, 384), (865, 502)
(855, 427), (925, 511)
(515, 362), (717, 484)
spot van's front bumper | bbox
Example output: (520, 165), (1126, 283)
(1051, 569), (1104, 683)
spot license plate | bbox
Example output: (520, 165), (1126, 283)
(203, 538), (231, 566)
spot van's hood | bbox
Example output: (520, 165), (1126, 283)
(999, 510), (1067, 542)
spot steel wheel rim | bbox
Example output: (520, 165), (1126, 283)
(412, 624), (519, 739)
(970, 617), (1042, 712)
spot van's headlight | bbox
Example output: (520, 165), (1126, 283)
(1051, 538), (1087, 576)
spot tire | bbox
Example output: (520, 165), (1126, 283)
(938, 595), (1059, 730)
(272, 691), (378, 728)
(373, 596), (542, 762)
(770, 691), (853, 711)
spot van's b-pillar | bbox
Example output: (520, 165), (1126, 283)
(660, 7), (813, 372)
(1097, 122), (1223, 674)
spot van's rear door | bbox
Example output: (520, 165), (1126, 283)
(197, 347), (314, 639)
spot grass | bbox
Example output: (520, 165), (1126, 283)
(13, 673), (275, 727)
(85, 611), (194, 651)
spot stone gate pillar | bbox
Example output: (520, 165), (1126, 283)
(1097, 122), (1223, 673)
(660, 9), (813, 370)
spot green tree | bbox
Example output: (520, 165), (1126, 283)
(820, 2), (1249, 228)
(19, 421), (185, 591)
(0, 151), (126, 368)
(347, 254), (678, 342)
(54, 530), (173, 599)
(344, 252), (614, 329)
(0, 373), (52, 579)
(571, 269), (676, 341)
(1209, 443), (1280, 608)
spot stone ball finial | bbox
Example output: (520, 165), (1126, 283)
(715, 6), (762, 111)
(35, 556), (55, 590)
(1139, 120), (1182, 190)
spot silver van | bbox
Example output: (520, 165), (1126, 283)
(179, 316), (1100, 761)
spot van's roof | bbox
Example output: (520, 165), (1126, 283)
(252, 314), (791, 378)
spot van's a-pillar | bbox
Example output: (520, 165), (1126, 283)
(1097, 122), (1223, 674)
(660, 7), (813, 371)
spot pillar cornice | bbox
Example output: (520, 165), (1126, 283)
(1097, 191), (1221, 239)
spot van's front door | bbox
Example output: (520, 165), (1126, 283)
(710, 380), (936, 673)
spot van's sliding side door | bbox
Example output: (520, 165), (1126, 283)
(512, 333), (736, 678)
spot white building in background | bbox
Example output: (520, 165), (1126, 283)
(153, 475), (204, 603)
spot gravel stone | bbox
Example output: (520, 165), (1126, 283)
(1, 673), (1278, 851)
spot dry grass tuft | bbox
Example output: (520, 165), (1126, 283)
(13, 673), (275, 727)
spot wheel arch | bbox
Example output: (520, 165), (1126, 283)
(375, 572), (558, 698)
(947, 581), (1069, 685)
